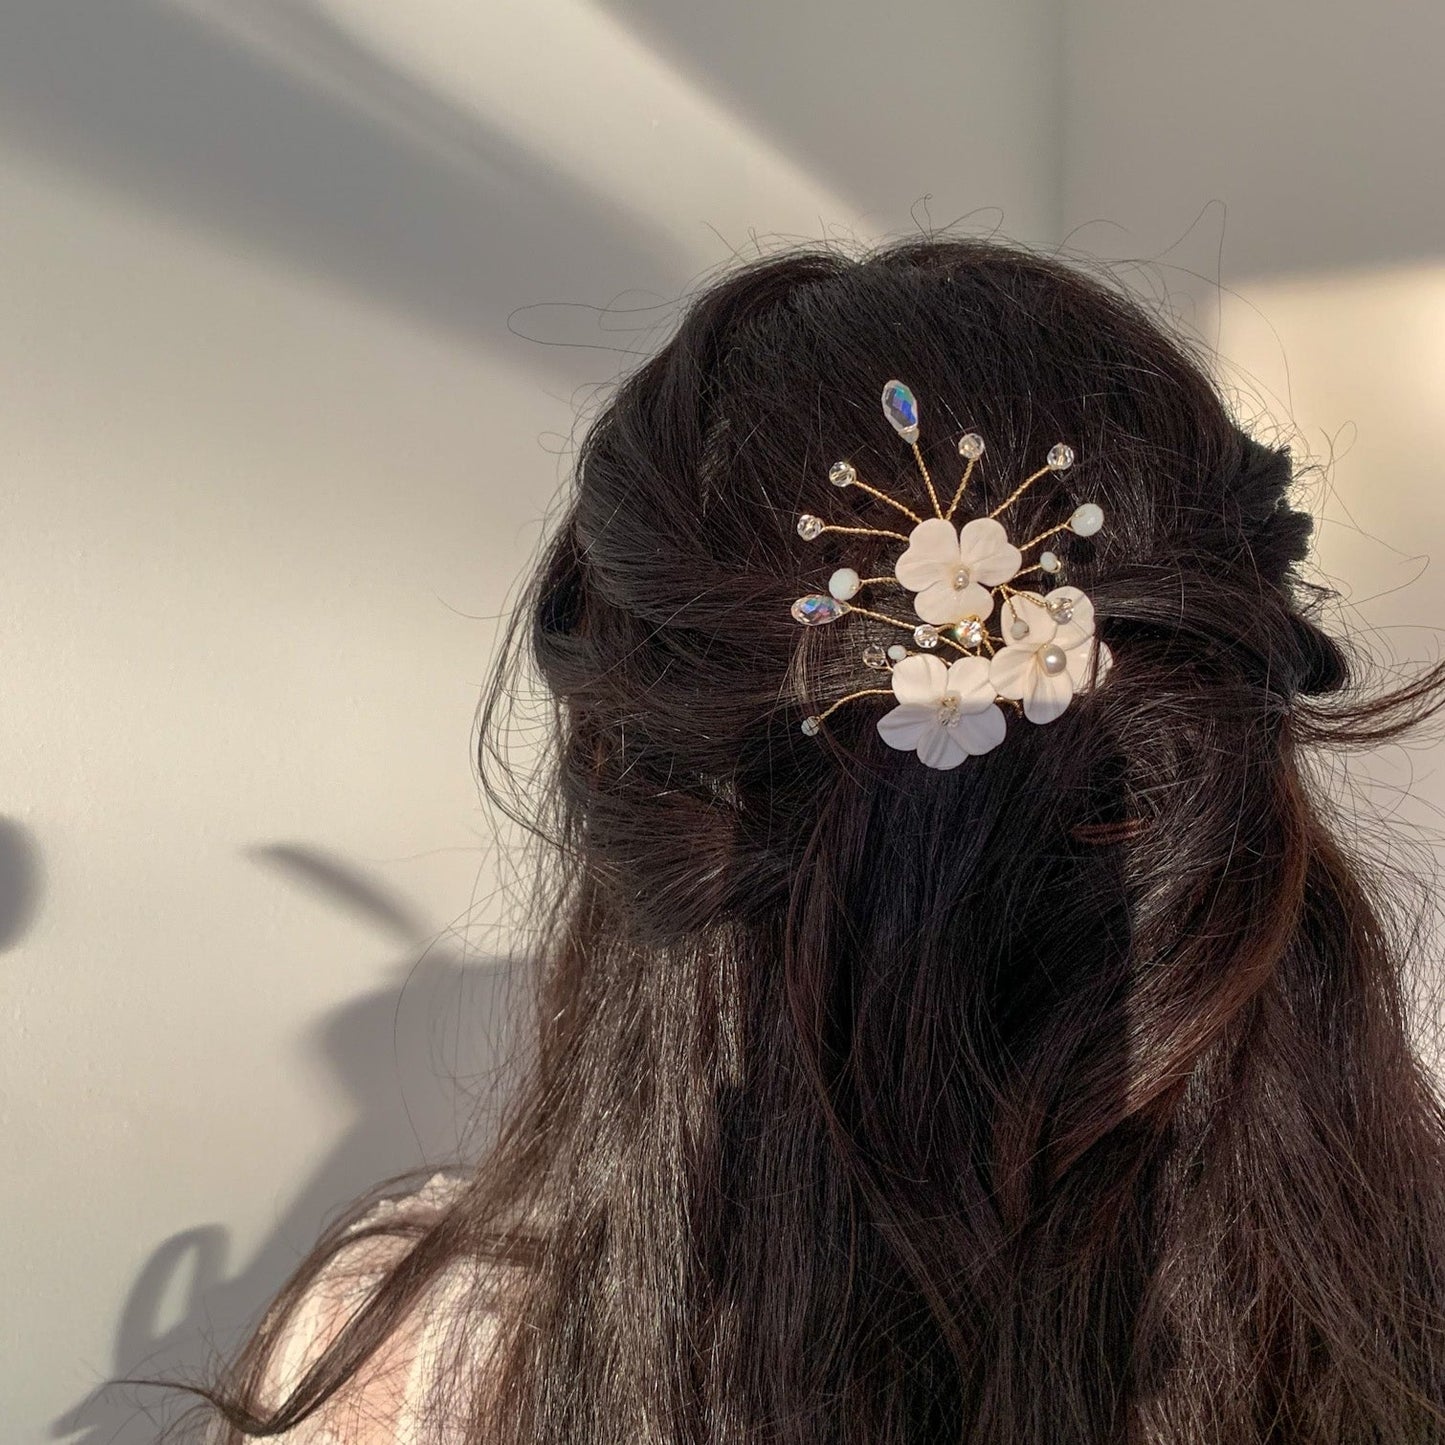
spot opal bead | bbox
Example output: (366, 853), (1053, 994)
(1070, 503), (1104, 537)
(1040, 550), (1061, 573)
(828, 567), (861, 601)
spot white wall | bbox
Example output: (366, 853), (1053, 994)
(0, 3), (1061, 1441)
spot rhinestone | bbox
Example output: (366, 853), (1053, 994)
(791, 593), (848, 626)
(828, 566), (861, 601)
(1046, 594), (1074, 624)
(1039, 550), (1061, 574)
(913, 623), (940, 649)
(886, 644), (909, 661)
(957, 431), (985, 460)
(829, 460), (857, 487)
(797, 513), (825, 541)
(881, 380), (920, 444)
(959, 618), (985, 647)
(938, 691), (962, 723)
(862, 645), (889, 670)
(1070, 502), (1104, 537)
(800, 716), (822, 736)
(1047, 443), (1075, 472)
(1040, 643), (1069, 676)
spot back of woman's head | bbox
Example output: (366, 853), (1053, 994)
(209, 236), (1445, 1445)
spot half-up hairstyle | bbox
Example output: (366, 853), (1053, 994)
(188, 235), (1445, 1444)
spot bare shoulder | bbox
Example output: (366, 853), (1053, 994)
(255, 1170), (510, 1444)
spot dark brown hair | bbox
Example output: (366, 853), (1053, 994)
(182, 235), (1445, 1441)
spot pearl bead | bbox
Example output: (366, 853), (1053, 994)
(1070, 502), (1104, 538)
(828, 566), (861, 600)
(1040, 643), (1068, 676)
(951, 564), (972, 588)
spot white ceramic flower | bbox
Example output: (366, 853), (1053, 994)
(894, 516), (1022, 626)
(988, 586), (1112, 724)
(876, 653), (1006, 769)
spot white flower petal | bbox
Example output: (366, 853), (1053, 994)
(1050, 586), (1096, 649)
(957, 516), (1023, 586)
(876, 702), (937, 752)
(894, 518), (960, 592)
(916, 721), (970, 770)
(889, 652), (948, 706)
(915, 578), (992, 625)
(988, 645), (1037, 700)
(1068, 637), (1113, 694)
(999, 591), (1056, 647)
(1023, 667), (1075, 724)
(950, 703), (1007, 755)
(944, 655), (996, 709)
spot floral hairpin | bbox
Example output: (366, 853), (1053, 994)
(791, 379), (1113, 770)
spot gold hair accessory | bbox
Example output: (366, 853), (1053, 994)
(791, 379), (1113, 770)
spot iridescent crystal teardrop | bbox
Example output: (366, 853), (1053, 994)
(881, 380), (920, 444)
(791, 593), (849, 626)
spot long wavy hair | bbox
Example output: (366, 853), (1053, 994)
(183, 235), (1445, 1442)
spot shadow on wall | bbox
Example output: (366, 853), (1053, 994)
(51, 847), (528, 1445)
(0, 0), (686, 368)
(0, 816), (44, 953)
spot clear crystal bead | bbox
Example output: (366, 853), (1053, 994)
(828, 460), (856, 487)
(800, 715), (822, 736)
(1047, 443), (1075, 471)
(881, 380), (920, 444)
(791, 593), (848, 626)
(1046, 594), (1074, 624)
(862, 645), (889, 670)
(913, 623), (940, 649)
(797, 513), (825, 541)
(958, 432), (985, 460)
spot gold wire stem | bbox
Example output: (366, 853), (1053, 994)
(1018, 520), (1071, 552)
(944, 458), (979, 521)
(845, 605), (972, 654)
(910, 442), (944, 518)
(815, 686), (896, 723)
(850, 481), (924, 524)
(988, 464), (1053, 520)
(996, 584), (1048, 609)
(859, 576), (898, 587)
(820, 523), (911, 543)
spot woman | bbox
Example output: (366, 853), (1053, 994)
(185, 236), (1445, 1442)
